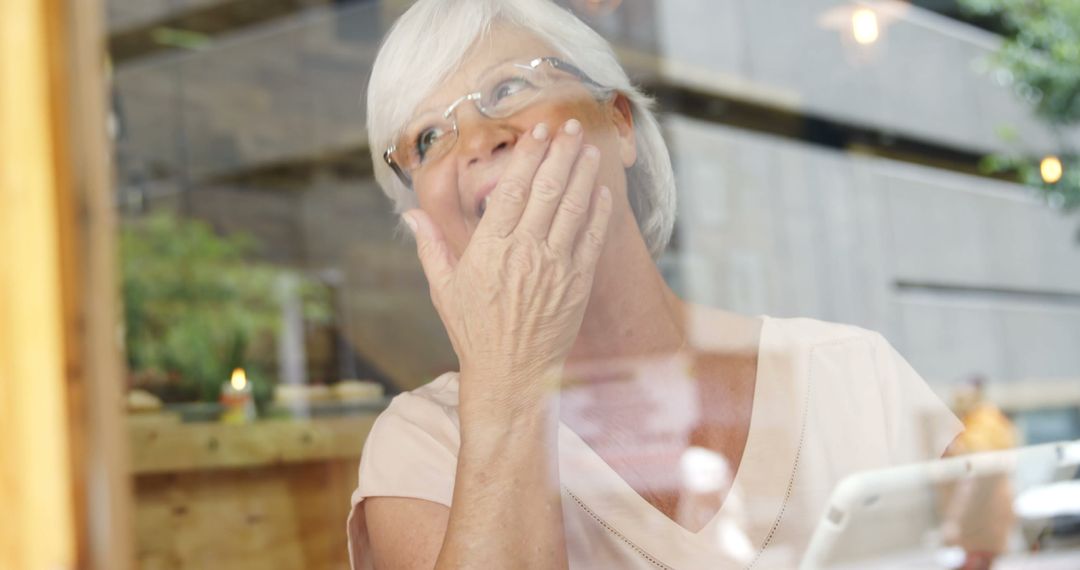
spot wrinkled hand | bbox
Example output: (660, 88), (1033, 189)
(404, 120), (613, 409)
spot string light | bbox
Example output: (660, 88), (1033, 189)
(1041, 156), (1063, 184)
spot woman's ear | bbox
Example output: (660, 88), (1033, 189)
(610, 93), (637, 168)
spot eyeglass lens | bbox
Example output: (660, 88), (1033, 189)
(391, 58), (584, 176)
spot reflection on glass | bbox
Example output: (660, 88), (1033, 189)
(102, 0), (1080, 568)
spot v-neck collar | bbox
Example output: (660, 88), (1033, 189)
(556, 316), (811, 569)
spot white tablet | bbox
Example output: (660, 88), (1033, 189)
(800, 440), (1080, 569)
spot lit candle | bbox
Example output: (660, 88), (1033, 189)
(220, 367), (256, 423)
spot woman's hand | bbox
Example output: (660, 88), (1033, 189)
(403, 119), (613, 415)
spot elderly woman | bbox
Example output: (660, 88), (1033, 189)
(347, 1), (963, 568)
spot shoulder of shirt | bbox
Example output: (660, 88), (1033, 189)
(362, 372), (462, 457)
(381, 370), (462, 422)
(765, 314), (887, 350)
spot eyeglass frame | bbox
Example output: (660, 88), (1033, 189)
(382, 56), (611, 189)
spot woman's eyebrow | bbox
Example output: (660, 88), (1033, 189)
(407, 51), (564, 123)
(410, 54), (550, 117)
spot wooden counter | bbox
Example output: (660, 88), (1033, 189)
(129, 415), (379, 570)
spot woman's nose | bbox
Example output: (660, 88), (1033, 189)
(454, 108), (517, 170)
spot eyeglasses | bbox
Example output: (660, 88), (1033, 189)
(383, 56), (611, 189)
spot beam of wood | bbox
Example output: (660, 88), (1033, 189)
(128, 416), (377, 474)
(133, 460), (356, 569)
(1, 0), (134, 568)
(66, 0), (138, 568)
(0, 0), (79, 568)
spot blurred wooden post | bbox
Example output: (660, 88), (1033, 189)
(0, 0), (134, 569)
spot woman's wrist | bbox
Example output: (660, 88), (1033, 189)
(457, 367), (561, 452)
(459, 391), (559, 438)
(458, 362), (561, 407)
(459, 409), (559, 461)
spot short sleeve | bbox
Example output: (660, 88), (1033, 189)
(346, 389), (460, 570)
(871, 332), (964, 464)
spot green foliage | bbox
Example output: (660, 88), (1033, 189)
(121, 211), (331, 404)
(961, 0), (1080, 224)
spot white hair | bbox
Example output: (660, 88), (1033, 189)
(366, 0), (676, 260)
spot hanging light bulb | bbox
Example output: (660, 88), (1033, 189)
(852, 8), (880, 45)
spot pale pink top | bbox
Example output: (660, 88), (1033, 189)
(346, 316), (963, 569)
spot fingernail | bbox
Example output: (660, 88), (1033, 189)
(599, 186), (610, 199)
(564, 119), (582, 135)
(532, 123), (549, 140)
(402, 213), (418, 233)
(583, 145), (600, 159)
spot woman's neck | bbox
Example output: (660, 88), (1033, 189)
(566, 208), (687, 366)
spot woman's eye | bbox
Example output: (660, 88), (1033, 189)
(490, 77), (533, 104)
(414, 127), (446, 162)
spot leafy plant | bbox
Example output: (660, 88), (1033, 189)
(121, 211), (331, 405)
(960, 0), (1080, 233)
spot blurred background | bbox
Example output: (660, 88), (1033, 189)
(6, 0), (1080, 568)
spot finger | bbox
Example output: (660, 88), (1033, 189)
(572, 186), (612, 271)
(405, 210), (457, 291)
(477, 123), (552, 239)
(516, 118), (584, 240)
(546, 143), (601, 254)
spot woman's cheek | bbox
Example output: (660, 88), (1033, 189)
(415, 180), (468, 256)
(433, 210), (471, 259)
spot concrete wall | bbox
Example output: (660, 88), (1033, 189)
(113, 3), (376, 185)
(665, 115), (1080, 398)
(643, 0), (1077, 155)
(111, 0), (1076, 188)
